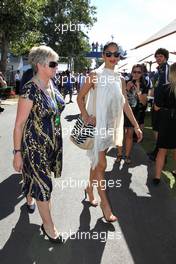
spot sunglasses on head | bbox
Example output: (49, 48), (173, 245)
(48, 61), (58, 68)
(132, 70), (142, 74)
(104, 51), (121, 58)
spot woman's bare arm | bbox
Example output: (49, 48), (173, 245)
(121, 78), (143, 141)
(77, 72), (96, 125)
(13, 97), (33, 171)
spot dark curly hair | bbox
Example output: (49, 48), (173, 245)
(154, 48), (169, 60)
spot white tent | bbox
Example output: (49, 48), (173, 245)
(133, 19), (176, 49)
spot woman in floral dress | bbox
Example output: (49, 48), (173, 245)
(13, 45), (65, 243)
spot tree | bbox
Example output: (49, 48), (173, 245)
(0, 0), (47, 73)
(74, 56), (91, 73)
(0, 0), (97, 74)
(41, 0), (97, 70)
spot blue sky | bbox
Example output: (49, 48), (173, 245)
(88, 0), (176, 49)
(88, 0), (176, 70)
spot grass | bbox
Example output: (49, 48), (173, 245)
(141, 111), (176, 191)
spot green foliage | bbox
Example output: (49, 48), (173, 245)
(10, 31), (42, 56)
(0, 0), (47, 72)
(74, 56), (92, 72)
(0, 0), (97, 72)
(41, 0), (97, 68)
(0, 0), (47, 40)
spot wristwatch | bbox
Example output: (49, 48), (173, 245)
(13, 149), (21, 155)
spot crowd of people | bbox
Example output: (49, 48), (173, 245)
(0, 42), (174, 243)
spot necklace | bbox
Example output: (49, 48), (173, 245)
(33, 75), (60, 126)
(50, 82), (60, 126)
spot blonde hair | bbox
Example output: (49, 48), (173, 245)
(169, 62), (176, 98)
(28, 45), (59, 70)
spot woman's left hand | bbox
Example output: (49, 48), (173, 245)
(134, 126), (143, 143)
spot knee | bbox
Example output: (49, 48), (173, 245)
(96, 160), (107, 172)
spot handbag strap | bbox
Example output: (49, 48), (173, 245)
(84, 74), (97, 117)
(92, 86), (97, 116)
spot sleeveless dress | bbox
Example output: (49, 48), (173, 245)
(20, 80), (65, 201)
(87, 67), (125, 169)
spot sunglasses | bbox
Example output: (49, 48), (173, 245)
(132, 71), (142, 74)
(104, 51), (121, 58)
(48, 61), (58, 68)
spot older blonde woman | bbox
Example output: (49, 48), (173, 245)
(13, 45), (65, 243)
(77, 42), (142, 222)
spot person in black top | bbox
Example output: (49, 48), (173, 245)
(153, 62), (176, 185)
(19, 68), (34, 94)
(116, 64), (149, 164)
(148, 48), (170, 161)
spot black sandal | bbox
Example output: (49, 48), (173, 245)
(115, 155), (122, 163)
(26, 203), (36, 214)
(124, 156), (131, 164)
(25, 195), (36, 214)
(41, 224), (64, 244)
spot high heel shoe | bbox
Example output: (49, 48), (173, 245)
(100, 203), (117, 223)
(26, 203), (36, 214)
(84, 189), (98, 207)
(25, 195), (35, 214)
(41, 224), (64, 244)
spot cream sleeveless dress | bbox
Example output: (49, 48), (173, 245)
(86, 67), (125, 169)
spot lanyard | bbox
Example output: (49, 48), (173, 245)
(32, 76), (60, 126)
(50, 81), (60, 126)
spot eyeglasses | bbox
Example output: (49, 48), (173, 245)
(48, 61), (58, 68)
(132, 71), (142, 74)
(104, 51), (121, 58)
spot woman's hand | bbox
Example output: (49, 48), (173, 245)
(13, 153), (23, 172)
(138, 93), (147, 105)
(126, 81), (134, 91)
(82, 114), (96, 126)
(134, 126), (143, 143)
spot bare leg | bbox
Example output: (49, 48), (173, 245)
(125, 128), (133, 161)
(115, 146), (123, 162)
(95, 151), (117, 221)
(155, 148), (167, 179)
(36, 200), (58, 239)
(26, 194), (35, 205)
(85, 168), (98, 206)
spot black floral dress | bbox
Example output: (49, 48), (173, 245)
(20, 80), (65, 201)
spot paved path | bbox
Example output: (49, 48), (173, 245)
(0, 95), (176, 264)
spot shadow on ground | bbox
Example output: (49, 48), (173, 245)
(0, 174), (24, 220)
(0, 201), (114, 264)
(1, 145), (176, 264)
(105, 145), (176, 264)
